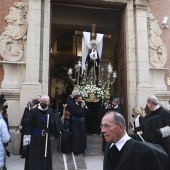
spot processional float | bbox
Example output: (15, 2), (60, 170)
(67, 24), (117, 102)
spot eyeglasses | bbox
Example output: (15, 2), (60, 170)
(100, 124), (116, 129)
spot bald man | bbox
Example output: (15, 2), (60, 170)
(101, 111), (169, 170)
(24, 95), (53, 170)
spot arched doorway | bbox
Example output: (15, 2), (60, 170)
(50, 2), (127, 125)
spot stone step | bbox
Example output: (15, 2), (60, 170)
(51, 138), (87, 170)
(85, 134), (104, 156)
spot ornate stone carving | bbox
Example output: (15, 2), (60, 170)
(0, 2), (27, 61)
(148, 13), (167, 68)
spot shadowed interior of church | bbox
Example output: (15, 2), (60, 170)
(50, 2), (128, 133)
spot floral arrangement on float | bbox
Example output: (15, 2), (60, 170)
(78, 84), (105, 102)
(67, 60), (117, 103)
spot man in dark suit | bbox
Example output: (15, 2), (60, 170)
(145, 96), (170, 160)
(108, 98), (121, 113)
(24, 95), (53, 170)
(101, 111), (169, 170)
(66, 90), (79, 114)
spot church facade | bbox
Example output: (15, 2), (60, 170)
(0, 0), (170, 152)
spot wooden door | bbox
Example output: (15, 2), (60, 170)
(117, 9), (128, 122)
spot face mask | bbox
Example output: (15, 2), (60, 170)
(132, 114), (135, 118)
(3, 105), (8, 109)
(35, 100), (40, 105)
(78, 101), (82, 105)
(40, 103), (47, 109)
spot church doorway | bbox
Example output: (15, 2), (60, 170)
(50, 2), (127, 130)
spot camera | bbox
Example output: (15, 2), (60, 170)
(162, 16), (168, 25)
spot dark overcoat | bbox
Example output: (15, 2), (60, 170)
(20, 107), (30, 155)
(144, 107), (170, 157)
(104, 138), (169, 170)
(70, 104), (87, 153)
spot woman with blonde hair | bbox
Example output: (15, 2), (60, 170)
(131, 107), (145, 141)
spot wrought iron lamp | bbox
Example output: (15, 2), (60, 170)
(67, 60), (82, 89)
(100, 63), (117, 99)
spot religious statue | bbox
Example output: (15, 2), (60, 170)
(85, 39), (100, 85)
(75, 24), (111, 87)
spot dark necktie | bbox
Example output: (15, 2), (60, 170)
(108, 145), (120, 169)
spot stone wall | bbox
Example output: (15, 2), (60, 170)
(149, 0), (170, 91)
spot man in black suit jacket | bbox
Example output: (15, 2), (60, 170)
(145, 96), (170, 158)
(101, 111), (169, 170)
(108, 98), (121, 113)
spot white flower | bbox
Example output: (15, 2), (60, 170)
(79, 85), (105, 101)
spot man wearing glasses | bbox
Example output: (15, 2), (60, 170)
(101, 111), (169, 170)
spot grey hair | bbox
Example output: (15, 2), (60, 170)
(107, 111), (126, 127)
(147, 96), (158, 105)
(112, 98), (119, 103)
(72, 90), (79, 95)
(35, 95), (42, 99)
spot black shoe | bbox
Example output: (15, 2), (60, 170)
(3, 166), (7, 170)
(21, 155), (26, 158)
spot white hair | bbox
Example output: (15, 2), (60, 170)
(72, 90), (79, 95)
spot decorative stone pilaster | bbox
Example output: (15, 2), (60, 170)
(0, 2), (28, 130)
(20, 0), (43, 115)
(0, 2), (27, 62)
(20, 0), (51, 114)
(147, 12), (169, 103)
(0, 2), (27, 89)
(133, 0), (154, 107)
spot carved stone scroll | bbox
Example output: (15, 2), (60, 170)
(0, 2), (27, 61)
(147, 13), (167, 68)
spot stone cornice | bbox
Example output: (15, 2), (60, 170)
(134, 0), (149, 9)
(0, 61), (26, 65)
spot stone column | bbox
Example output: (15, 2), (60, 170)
(134, 0), (154, 107)
(20, 0), (44, 114)
(41, 0), (51, 95)
(125, 1), (138, 128)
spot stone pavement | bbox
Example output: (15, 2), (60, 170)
(6, 154), (103, 170)
(5, 137), (104, 170)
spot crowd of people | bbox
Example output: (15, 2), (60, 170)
(1, 91), (170, 170)
(18, 91), (89, 170)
